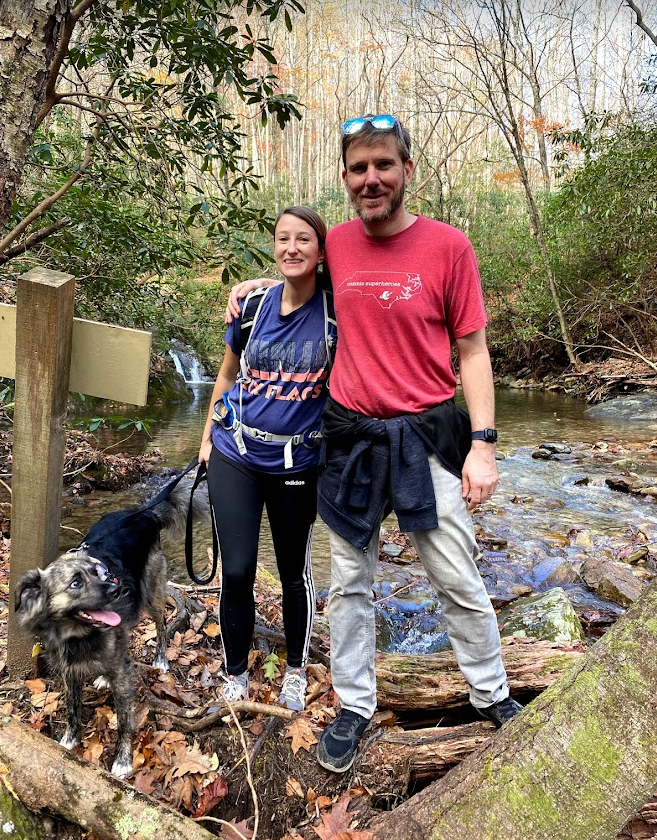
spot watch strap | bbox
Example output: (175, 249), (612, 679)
(471, 428), (498, 443)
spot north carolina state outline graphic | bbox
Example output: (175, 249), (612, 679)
(335, 271), (422, 309)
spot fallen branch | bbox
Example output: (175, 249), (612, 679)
(170, 699), (295, 732)
(138, 671), (295, 727)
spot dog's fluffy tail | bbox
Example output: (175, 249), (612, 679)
(153, 473), (211, 538)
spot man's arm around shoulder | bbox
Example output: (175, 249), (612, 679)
(225, 277), (282, 323)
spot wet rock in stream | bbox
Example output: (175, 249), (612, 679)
(580, 556), (649, 607)
(497, 587), (585, 642)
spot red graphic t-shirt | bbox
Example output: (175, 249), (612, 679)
(326, 215), (487, 418)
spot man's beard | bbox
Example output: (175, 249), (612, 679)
(352, 181), (405, 223)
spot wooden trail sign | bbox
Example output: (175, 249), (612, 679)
(0, 268), (152, 676)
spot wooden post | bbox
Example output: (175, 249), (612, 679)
(1, 270), (152, 676)
(8, 269), (75, 677)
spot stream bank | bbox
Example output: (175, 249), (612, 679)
(1, 380), (657, 837)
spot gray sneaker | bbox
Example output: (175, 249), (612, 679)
(221, 672), (249, 703)
(279, 667), (307, 712)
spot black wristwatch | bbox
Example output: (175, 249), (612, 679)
(471, 428), (498, 443)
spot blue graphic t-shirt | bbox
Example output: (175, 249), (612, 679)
(211, 284), (331, 473)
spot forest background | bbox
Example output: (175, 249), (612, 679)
(1, 0), (656, 387)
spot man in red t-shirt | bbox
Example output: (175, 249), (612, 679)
(227, 115), (522, 772)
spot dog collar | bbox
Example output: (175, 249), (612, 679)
(73, 547), (120, 585)
(93, 561), (120, 586)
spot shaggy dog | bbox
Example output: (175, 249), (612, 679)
(14, 466), (210, 778)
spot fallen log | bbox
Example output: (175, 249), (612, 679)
(618, 795), (657, 839)
(370, 581), (657, 840)
(355, 721), (494, 798)
(0, 716), (216, 840)
(376, 637), (585, 710)
(0, 778), (45, 839)
(371, 721), (493, 781)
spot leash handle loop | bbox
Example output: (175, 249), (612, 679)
(185, 461), (218, 585)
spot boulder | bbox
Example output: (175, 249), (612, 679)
(581, 557), (648, 607)
(497, 587), (584, 642)
(544, 560), (583, 587)
(584, 393), (657, 422)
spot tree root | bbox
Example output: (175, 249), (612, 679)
(165, 583), (206, 638)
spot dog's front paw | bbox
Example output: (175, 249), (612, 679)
(93, 675), (111, 690)
(111, 756), (134, 779)
(152, 654), (170, 673)
(59, 731), (81, 750)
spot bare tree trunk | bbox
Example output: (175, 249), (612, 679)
(371, 581), (657, 840)
(0, 0), (71, 230)
(485, 0), (579, 366)
(520, 169), (579, 366)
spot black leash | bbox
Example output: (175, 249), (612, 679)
(185, 460), (218, 585)
(76, 454), (202, 548)
(72, 453), (217, 585)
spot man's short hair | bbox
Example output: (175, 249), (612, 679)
(341, 115), (412, 167)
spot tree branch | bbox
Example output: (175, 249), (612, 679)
(0, 218), (70, 265)
(626, 1), (657, 47)
(0, 119), (100, 258)
(42, 0), (99, 120)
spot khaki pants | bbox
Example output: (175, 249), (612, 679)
(327, 455), (509, 718)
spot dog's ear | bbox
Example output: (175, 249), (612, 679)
(14, 569), (44, 613)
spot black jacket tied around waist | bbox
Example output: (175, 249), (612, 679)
(317, 396), (472, 549)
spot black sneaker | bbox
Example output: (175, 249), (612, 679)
(477, 696), (523, 728)
(316, 709), (371, 773)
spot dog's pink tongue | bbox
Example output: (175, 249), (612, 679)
(88, 610), (121, 626)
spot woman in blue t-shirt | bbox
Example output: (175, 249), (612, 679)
(198, 206), (333, 711)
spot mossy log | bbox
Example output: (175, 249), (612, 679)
(0, 778), (45, 839)
(370, 581), (657, 840)
(0, 716), (216, 840)
(375, 637), (585, 710)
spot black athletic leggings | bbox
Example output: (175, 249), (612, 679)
(207, 448), (317, 675)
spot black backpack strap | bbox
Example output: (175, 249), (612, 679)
(239, 287), (269, 354)
(185, 461), (218, 585)
(323, 288), (337, 371)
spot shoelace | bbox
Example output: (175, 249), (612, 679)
(495, 698), (519, 720)
(281, 671), (306, 703)
(332, 710), (365, 738)
(222, 675), (248, 702)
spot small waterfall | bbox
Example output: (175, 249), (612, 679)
(168, 339), (214, 384)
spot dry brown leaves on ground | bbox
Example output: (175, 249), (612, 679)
(0, 567), (366, 838)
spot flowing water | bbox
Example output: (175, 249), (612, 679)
(61, 372), (657, 651)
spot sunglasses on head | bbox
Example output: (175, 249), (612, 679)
(341, 114), (400, 135)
